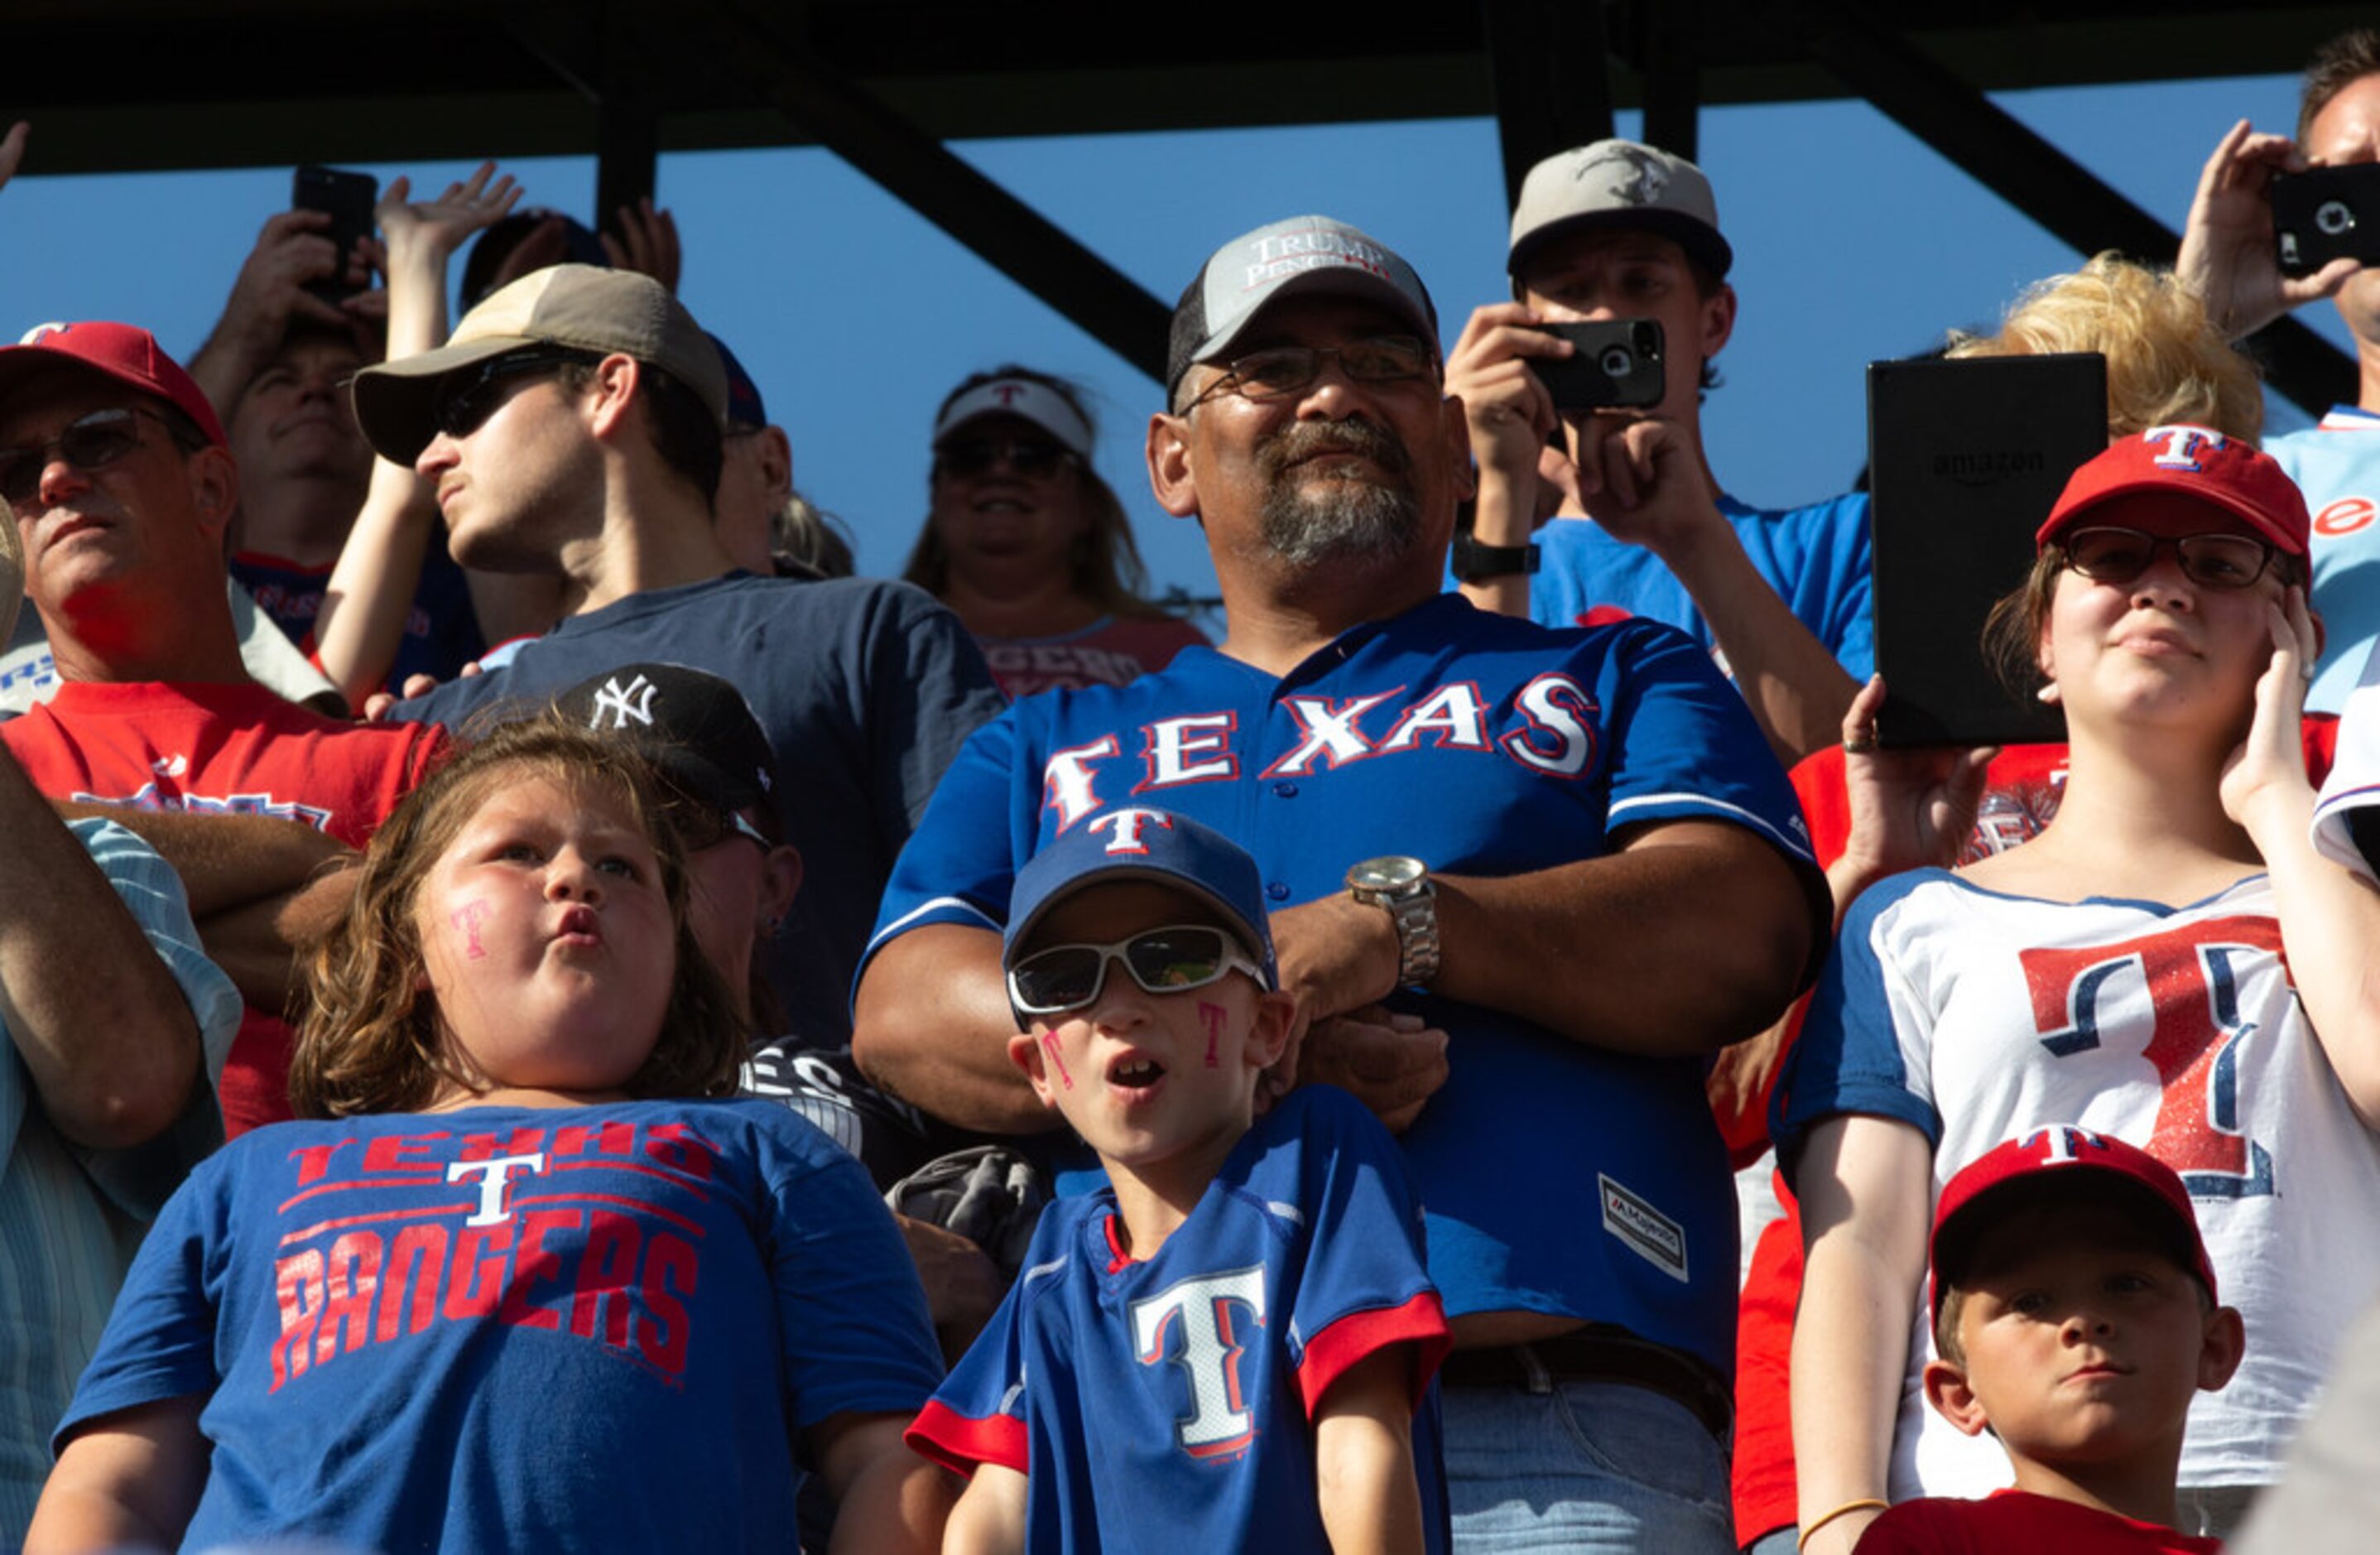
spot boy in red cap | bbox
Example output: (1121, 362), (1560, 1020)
(1853, 1127), (2247, 1553)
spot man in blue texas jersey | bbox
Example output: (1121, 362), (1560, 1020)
(856, 214), (1829, 1553)
(911, 808), (1450, 1552)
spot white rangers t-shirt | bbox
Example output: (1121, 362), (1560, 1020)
(1779, 868), (2380, 1495)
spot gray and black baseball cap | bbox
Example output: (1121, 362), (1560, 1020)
(351, 265), (729, 464)
(1507, 139), (1733, 282)
(1165, 216), (1440, 397)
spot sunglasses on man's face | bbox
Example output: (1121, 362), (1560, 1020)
(429, 349), (595, 443)
(934, 436), (1076, 480)
(0, 406), (180, 508)
(1006, 924), (1266, 1017)
(2059, 526), (2279, 591)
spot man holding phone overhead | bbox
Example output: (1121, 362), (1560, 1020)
(2181, 28), (2380, 711)
(1445, 138), (1870, 764)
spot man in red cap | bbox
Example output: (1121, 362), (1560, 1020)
(0, 320), (445, 1134)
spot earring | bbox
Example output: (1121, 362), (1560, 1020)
(2036, 683), (2061, 705)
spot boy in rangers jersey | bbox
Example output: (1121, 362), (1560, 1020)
(907, 809), (1452, 1553)
(1857, 1129), (2245, 1554)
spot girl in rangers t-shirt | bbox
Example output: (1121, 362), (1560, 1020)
(30, 720), (951, 1555)
(1776, 429), (2380, 1553)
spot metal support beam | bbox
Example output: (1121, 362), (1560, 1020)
(593, 4), (657, 247)
(1483, 0), (1616, 211)
(1638, 0), (1700, 161)
(698, 0), (1171, 383)
(1767, 0), (2355, 416)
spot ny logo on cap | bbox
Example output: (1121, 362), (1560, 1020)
(2144, 425), (2224, 473)
(589, 672), (659, 729)
(1089, 806), (1174, 856)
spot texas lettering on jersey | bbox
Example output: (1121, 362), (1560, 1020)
(267, 1119), (722, 1391)
(1041, 677), (1600, 828)
(73, 780), (334, 831)
(2019, 914), (2286, 1199)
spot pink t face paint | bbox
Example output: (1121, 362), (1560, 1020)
(450, 899), (491, 960)
(1198, 1001), (1226, 1067)
(1040, 1029), (1075, 1090)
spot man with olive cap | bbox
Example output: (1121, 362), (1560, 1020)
(351, 264), (1002, 1047)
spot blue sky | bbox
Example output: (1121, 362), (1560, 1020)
(0, 71), (2339, 620)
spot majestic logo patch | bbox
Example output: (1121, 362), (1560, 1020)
(1599, 1173), (1688, 1282)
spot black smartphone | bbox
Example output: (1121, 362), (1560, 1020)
(2272, 162), (2380, 277)
(291, 165), (378, 304)
(1529, 319), (1665, 412)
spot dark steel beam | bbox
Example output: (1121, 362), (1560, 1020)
(1766, 0), (2356, 416)
(1483, 0), (1616, 211)
(593, 4), (658, 245)
(1637, 0), (1702, 162)
(696, 0), (1171, 383)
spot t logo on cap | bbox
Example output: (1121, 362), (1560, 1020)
(2146, 425), (2224, 472)
(1089, 807), (1174, 856)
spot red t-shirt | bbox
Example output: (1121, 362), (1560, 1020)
(973, 614), (1209, 698)
(1856, 1489), (2219, 1553)
(3, 680), (445, 1134)
(1728, 720), (2336, 1543)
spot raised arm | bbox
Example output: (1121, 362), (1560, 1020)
(187, 209), (373, 419)
(2226, 589), (2380, 1127)
(1, 750), (206, 1149)
(313, 163), (557, 701)
(1790, 1112), (1934, 1555)
(2176, 118), (2362, 340)
(942, 1461), (1027, 1555)
(1445, 302), (1566, 618)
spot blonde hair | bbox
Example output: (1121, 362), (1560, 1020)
(1948, 254), (2263, 444)
(291, 718), (747, 1118)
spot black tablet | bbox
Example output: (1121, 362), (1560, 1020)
(1867, 352), (2106, 748)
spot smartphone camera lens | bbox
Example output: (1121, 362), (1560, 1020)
(2318, 199), (2358, 236)
(1599, 346), (1635, 377)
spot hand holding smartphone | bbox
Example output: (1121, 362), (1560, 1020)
(2272, 161), (2380, 277)
(1529, 319), (1665, 412)
(291, 165), (378, 304)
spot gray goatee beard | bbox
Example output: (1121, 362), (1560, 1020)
(1256, 419), (1421, 566)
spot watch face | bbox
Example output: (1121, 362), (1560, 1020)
(1349, 855), (1426, 894)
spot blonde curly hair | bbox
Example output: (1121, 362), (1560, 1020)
(1948, 253), (2263, 445)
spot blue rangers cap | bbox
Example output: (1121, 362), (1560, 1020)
(1004, 807), (1278, 991)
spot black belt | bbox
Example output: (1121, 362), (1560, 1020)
(1437, 1325), (1732, 1439)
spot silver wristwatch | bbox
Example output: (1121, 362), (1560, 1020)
(1346, 855), (1441, 988)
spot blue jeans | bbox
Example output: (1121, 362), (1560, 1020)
(1444, 1374), (1734, 1553)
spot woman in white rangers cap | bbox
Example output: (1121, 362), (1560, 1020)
(902, 365), (1206, 698)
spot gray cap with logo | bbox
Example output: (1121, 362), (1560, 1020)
(1507, 139), (1732, 282)
(1165, 216), (1440, 397)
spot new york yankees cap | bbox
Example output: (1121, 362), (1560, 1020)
(0, 321), (228, 447)
(1166, 216), (1440, 398)
(1508, 139), (1733, 282)
(1930, 1127), (2219, 1322)
(2039, 424), (2310, 556)
(932, 375), (1095, 461)
(555, 661), (774, 825)
(1004, 809), (1278, 991)
(352, 265), (729, 465)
